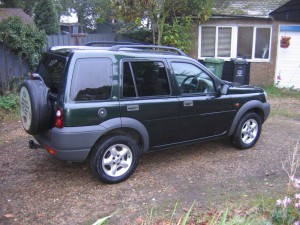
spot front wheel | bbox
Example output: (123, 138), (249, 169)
(90, 135), (139, 183)
(231, 112), (262, 149)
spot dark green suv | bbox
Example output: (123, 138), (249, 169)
(19, 44), (270, 183)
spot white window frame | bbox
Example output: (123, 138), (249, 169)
(198, 25), (272, 62)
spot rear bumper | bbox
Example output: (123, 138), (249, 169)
(34, 125), (107, 161)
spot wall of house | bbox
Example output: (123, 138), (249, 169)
(190, 17), (277, 87)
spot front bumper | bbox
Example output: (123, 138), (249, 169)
(262, 102), (271, 123)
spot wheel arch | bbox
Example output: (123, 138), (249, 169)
(228, 100), (266, 136)
(89, 117), (149, 159)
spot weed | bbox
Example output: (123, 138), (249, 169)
(271, 143), (300, 225)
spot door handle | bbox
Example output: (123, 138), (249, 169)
(183, 101), (193, 107)
(127, 105), (139, 111)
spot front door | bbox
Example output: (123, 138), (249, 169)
(169, 61), (236, 141)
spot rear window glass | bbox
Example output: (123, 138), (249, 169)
(37, 57), (66, 94)
(70, 58), (112, 101)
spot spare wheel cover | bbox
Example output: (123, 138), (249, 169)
(20, 85), (32, 131)
(19, 80), (50, 135)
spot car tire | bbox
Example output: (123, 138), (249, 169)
(19, 80), (50, 135)
(231, 112), (262, 149)
(90, 135), (139, 183)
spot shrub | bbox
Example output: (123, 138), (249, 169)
(0, 92), (19, 121)
(0, 16), (47, 70)
(118, 28), (153, 44)
(0, 93), (19, 112)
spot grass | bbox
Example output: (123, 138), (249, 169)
(264, 85), (300, 99)
(270, 108), (300, 118)
(91, 186), (294, 224)
(263, 85), (300, 118)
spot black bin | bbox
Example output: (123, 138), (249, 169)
(231, 58), (248, 85)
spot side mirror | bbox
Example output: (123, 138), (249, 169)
(219, 84), (229, 95)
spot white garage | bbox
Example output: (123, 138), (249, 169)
(275, 25), (300, 89)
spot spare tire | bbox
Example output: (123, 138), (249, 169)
(19, 80), (51, 135)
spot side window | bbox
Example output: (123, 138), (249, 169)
(70, 58), (112, 101)
(171, 62), (215, 94)
(122, 62), (137, 97)
(122, 61), (170, 97)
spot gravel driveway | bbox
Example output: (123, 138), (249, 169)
(1, 97), (300, 225)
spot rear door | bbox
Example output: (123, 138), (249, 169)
(119, 59), (180, 149)
(65, 57), (120, 127)
(169, 60), (236, 141)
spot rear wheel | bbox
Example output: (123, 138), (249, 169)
(90, 135), (139, 183)
(231, 112), (262, 149)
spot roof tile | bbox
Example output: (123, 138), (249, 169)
(0, 8), (33, 24)
(212, 0), (290, 17)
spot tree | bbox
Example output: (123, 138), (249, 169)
(0, 0), (37, 16)
(112, 0), (213, 46)
(0, 0), (23, 7)
(58, 0), (107, 31)
(33, 0), (60, 35)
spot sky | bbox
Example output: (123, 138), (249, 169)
(60, 12), (78, 23)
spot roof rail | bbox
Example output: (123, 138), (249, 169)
(109, 45), (187, 56)
(84, 41), (144, 46)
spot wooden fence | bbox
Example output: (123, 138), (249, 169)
(0, 44), (29, 93)
(0, 33), (116, 93)
(47, 33), (116, 49)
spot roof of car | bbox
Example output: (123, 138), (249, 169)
(48, 44), (188, 58)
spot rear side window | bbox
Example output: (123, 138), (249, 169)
(70, 58), (112, 101)
(37, 57), (65, 94)
(122, 61), (170, 97)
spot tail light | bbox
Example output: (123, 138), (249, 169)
(45, 145), (56, 155)
(55, 108), (64, 128)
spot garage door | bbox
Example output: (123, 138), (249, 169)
(275, 25), (300, 89)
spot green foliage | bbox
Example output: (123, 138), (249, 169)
(34, 0), (60, 34)
(271, 198), (297, 224)
(0, 0), (23, 7)
(0, 0), (36, 16)
(59, 0), (105, 30)
(95, 0), (115, 24)
(0, 93), (19, 112)
(162, 17), (193, 53)
(0, 17), (47, 70)
(118, 28), (153, 44)
(111, 0), (213, 45)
